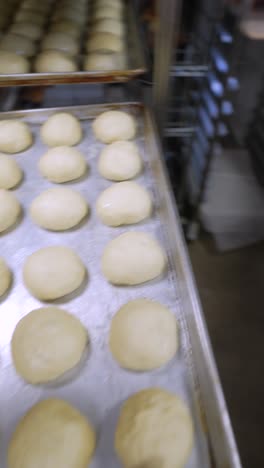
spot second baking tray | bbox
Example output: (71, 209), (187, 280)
(0, 103), (240, 467)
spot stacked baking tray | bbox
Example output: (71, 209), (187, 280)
(0, 103), (240, 467)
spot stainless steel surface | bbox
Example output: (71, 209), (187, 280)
(0, 4), (146, 86)
(0, 103), (240, 468)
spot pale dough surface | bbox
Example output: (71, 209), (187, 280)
(96, 181), (152, 226)
(0, 33), (36, 57)
(115, 388), (193, 468)
(98, 140), (142, 181)
(8, 398), (96, 468)
(102, 231), (167, 285)
(93, 111), (136, 143)
(0, 257), (12, 297)
(109, 299), (178, 370)
(10, 22), (43, 41)
(0, 153), (23, 189)
(50, 21), (80, 38)
(41, 32), (79, 55)
(12, 306), (88, 383)
(41, 112), (82, 146)
(23, 246), (86, 300)
(83, 52), (124, 71)
(30, 187), (88, 231)
(92, 18), (125, 37)
(0, 119), (32, 153)
(94, 6), (123, 20)
(86, 32), (123, 53)
(0, 51), (30, 74)
(39, 146), (87, 182)
(15, 9), (45, 26)
(35, 50), (77, 73)
(0, 189), (21, 233)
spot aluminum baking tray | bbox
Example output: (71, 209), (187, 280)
(0, 103), (240, 468)
(0, 3), (146, 86)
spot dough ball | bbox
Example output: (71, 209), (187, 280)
(83, 51), (124, 71)
(115, 388), (193, 468)
(9, 22), (43, 41)
(50, 20), (81, 39)
(41, 112), (82, 147)
(96, 0), (123, 13)
(98, 140), (142, 181)
(0, 257), (12, 297)
(35, 50), (77, 73)
(92, 18), (125, 37)
(0, 189), (21, 233)
(52, 9), (86, 25)
(23, 246), (86, 300)
(0, 120), (32, 153)
(109, 299), (178, 371)
(30, 187), (88, 231)
(96, 181), (152, 226)
(0, 153), (23, 189)
(94, 6), (122, 20)
(0, 33), (36, 57)
(15, 10), (46, 26)
(8, 399), (96, 468)
(39, 146), (87, 183)
(86, 32), (123, 53)
(0, 51), (30, 74)
(93, 111), (136, 143)
(41, 32), (79, 56)
(12, 306), (88, 383)
(21, 0), (50, 13)
(102, 231), (167, 285)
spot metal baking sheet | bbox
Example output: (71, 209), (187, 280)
(0, 103), (240, 468)
(0, 3), (146, 86)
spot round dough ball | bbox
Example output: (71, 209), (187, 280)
(52, 9), (85, 25)
(0, 33), (36, 57)
(0, 51), (30, 74)
(83, 51), (123, 71)
(94, 6), (122, 20)
(35, 50), (77, 73)
(39, 146), (87, 183)
(115, 388), (193, 468)
(23, 246), (86, 300)
(109, 299), (178, 371)
(102, 231), (167, 285)
(15, 9), (46, 26)
(41, 32), (79, 56)
(9, 22), (43, 41)
(30, 187), (88, 231)
(92, 18), (125, 37)
(8, 399), (96, 468)
(96, 0), (123, 13)
(41, 112), (82, 147)
(0, 189), (21, 233)
(96, 181), (152, 226)
(93, 111), (136, 143)
(0, 153), (23, 189)
(98, 140), (142, 181)
(86, 32), (123, 53)
(50, 20), (81, 39)
(0, 257), (12, 297)
(12, 306), (88, 383)
(0, 120), (32, 153)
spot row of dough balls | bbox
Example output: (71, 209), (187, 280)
(8, 388), (194, 468)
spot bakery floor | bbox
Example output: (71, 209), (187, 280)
(188, 233), (264, 468)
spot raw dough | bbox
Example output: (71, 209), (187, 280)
(98, 140), (142, 181)
(93, 111), (136, 143)
(9, 22), (43, 41)
(86, 32), (123, 53)
(8, 399), (96, 468)
(0, 119), (32, 153)
(0, 257), (12, 297)
(11, 306), (88, 383)
(96, 181), (152, 226)
(39, 146), (87, 183)
(50, 20), (80, 38)
(94, 6), (122, 20)
(0, 189), (21, 233)
(41, 32), (79, 55)
(92, 18), (125, 37)
(40, 112), (82, 146)
(0, 153), (23, 189)
(83, 52), (124, 71)
(30, 187), (88, 231)
(35, 50), (77, 73)
(101, 231), (167, 285)
(0, 33), (36, 57)
(115, 388), (193, 468)
(23, 246), (86, 300)
(15, 10), (46, 26)
(0, 50), (30, 74)
(109, 299), (178, 370)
